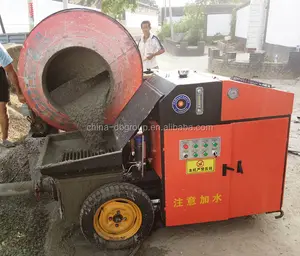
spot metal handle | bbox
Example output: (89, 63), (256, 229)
(223, 161), (244, 176)
(222, 164), (234, 176)
(237, 161), (243, 174)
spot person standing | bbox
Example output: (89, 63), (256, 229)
(138, 21), (165, 71)
(0, 42), (25, 147)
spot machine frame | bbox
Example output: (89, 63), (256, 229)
(14, 71), (295, 253)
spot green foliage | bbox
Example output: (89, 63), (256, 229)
(184, 2), (205, 20)
(73, 0), (99, 7)
(157, 23), (171, 40)
(158, 2), (205, 46)
(184, 2), (206, 45)
(157, 20), (190, 41)
(101, 0), (138, 19)
(158, 0), (244, 45)
(195, 0), (243, 3)
(158, 21), (204, 46)
(72, 0), (138, 19)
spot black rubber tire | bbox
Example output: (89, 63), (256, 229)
(79, 182), (154, 250)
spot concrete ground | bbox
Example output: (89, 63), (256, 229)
(154, 47), (248, 73)
(156, 52), (209, 72)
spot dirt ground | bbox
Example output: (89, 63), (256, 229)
(0, 94), (49, 256)
(0, 80), (300, 256)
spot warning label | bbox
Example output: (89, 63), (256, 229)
(186, 158), (215, 174)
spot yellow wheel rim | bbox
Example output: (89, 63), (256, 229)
(93, 198), (142, 241)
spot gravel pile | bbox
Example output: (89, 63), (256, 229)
(63, 79), (111, 151)
(0, 144), (29, 183)
(0, 137), (50, 256)
(0, 194), (49, 256)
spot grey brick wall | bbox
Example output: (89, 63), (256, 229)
(163, 38), (205, 57)
(208, 48), (296, 79)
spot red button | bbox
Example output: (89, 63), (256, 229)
(183, 144), (188, 149)
(177, 100), (184, 108)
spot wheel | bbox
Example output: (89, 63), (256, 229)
(79, 182), (154, 250)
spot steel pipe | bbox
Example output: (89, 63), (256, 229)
(0, 181), (33, 197)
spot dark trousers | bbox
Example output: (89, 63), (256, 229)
(0, 67), (9, 102)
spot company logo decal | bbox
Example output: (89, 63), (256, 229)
(172, 94), (191, 114)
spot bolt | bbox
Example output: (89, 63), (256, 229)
(117, 211), (120, 214)
(115, 224), (119, 227)
(109, 217), (113, 221)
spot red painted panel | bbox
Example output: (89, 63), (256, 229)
(164, 125), (232, 227)
(229, 118), (289, 218)
(221, 80), (294, 121)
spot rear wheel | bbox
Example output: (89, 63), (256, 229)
(80, 183), (154, 250)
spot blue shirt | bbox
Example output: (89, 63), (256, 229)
(0, 43), (13, 68)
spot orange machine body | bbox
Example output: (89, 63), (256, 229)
(147, 72), (293, 227)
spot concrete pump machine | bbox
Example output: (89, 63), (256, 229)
(1, 8), (294, 253)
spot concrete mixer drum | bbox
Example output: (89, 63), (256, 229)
(18, 8), (143, 148)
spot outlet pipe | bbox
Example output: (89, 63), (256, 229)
(0, 181), (33, 197)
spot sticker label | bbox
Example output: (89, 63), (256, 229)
(172, 94), (191, 114)
(186, 158), (215, 174)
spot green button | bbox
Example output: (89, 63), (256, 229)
(194, 144), (198, 148)
(203, 143), (208, 148)
(203, 152), (208, 157)
(213, 142), (218, 147)
(194, 153), (198, 157)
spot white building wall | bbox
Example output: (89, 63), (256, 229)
(235, 4), (250, 38)
(245, 0), (269, 50)
(125, 11), (158, 29)
(0, 0), (97, 33)
(0, 0), (159, 37)
(32, 0), (96, 25)
(123, 7), (159, 38)
(165, 16), (183, 24)
(266, 0), (300, 47)
(124, 11), (159, 38)
(0, 0), (30, 33)
(207, 14), (231, 37)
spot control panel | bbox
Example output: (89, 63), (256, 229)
(179, 137), (221, 160)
